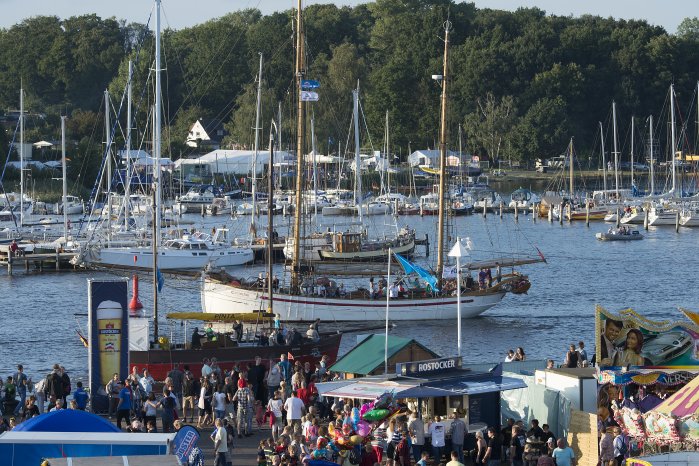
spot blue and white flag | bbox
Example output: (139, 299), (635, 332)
(301, 79), (320, 89)
(301, 91), (319, 102)
(394, 253), (439, 291)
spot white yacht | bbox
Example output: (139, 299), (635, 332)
(75, 228), (254, 270)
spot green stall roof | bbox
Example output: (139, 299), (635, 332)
(329, 334), (438, 376)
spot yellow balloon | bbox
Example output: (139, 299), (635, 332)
(350, 435), (364, 445)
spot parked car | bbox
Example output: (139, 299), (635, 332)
(641, 331), (692, 365)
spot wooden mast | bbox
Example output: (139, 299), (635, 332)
(291, 0), (305, 292)
(436, 20), (451, 282)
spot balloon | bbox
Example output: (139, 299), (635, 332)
(350, 435), (364, 445)
(317, 437), (329, 449)
(359, 402), (373, 417)
(311, 449), (328, 459)
(362, 408), (390, 422)
(373, 391), (393, 409)
(327, 424), (335, 437)
(351, 407), (361, 427)
(342, 423), (353, 436)
(356, 420), (371, 437)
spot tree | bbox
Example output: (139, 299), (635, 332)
(463, 93), (515, 161)
(677, 17), (699, 41)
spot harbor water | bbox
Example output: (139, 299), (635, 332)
(1, 210), (697, 384)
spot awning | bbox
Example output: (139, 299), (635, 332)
(317, 375), (527, 400)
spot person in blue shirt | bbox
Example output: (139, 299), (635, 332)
(73, 381), (89, 411)
(116, 380), (132, 430)
(277, 353), (292, 383)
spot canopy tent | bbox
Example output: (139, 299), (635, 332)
(316, 368), (527, 400)
(0, 432), (175, 466)
(653, 374), (699, 417)
(12, 409), (120, 433)
(175, 149), (295, 176)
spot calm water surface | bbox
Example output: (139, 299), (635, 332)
(1, 210), (696, 384)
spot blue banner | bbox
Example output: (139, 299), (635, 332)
(173, 425), (201, 463)
(88, 279), (129, 413)
(301, 79), (320, 89)
(394, 253), (439, 291)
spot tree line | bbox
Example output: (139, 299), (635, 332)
(1, 1), (698, 188)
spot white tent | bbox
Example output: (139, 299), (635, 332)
(176, 149), (295, 176)
(408, 149), (463, 168)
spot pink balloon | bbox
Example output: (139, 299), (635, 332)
(359, 403), (372, 416)
(356, 420), (371, 437)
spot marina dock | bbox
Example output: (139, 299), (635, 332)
(0, 245), (77, 275)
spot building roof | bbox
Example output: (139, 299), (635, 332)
(329, 334), (438, 376)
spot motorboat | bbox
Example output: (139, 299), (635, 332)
(596, 227), (644, 241)
(508, 188), (540, 210)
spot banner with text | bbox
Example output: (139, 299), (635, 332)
(88, 278), (129, 413)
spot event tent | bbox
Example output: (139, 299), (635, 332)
(653, 374), (699, 417)
(12, 409), (120, 433)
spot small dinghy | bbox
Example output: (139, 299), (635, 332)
(596, 227), (644, 241)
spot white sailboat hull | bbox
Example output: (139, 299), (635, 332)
(91, 246), (254, 270)
(201, 280), (506, 322)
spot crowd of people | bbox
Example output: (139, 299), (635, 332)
(0, 355), (581, 466)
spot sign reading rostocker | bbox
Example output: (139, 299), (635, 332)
(397, 357), (462, 377)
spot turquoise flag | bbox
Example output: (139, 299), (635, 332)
(394, 253), (439, 291)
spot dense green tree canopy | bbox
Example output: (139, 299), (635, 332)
(0, 2), (697, 185)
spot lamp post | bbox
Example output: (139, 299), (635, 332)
(448, 238), (469, 358)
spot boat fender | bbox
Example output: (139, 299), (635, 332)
(230, 280), (241, 286)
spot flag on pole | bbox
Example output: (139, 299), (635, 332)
(394, 253), (439, 291)
(287, 352), (294, 360)
(301, 91), (319, 102)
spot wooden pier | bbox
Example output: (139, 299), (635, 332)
(0, 245), (78, 275)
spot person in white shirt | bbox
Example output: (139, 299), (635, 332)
(267, 390), (284, 440)
(139, 369), (154, 396)
(389, 283), (399, 299)
(213, 418), (228, 466)
(505, 350), (515, 362)
(283, 390), (306, 428)
(201, 359), (213, 379)
(428, 416), (446, 462)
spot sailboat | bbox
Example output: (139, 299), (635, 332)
(130, 86), (341, 380)
(202, 19), (532, 322)
(73, 2), (253, 271)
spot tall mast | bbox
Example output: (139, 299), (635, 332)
(612, 101), (619, 199)
(125, 60), (133, 229)
(267, 122), (276, 314)
(630, 116), (634, 188)
(353, 89), (363, 223)
(154, 0), (162, 246)
(568, 137), (574, 198)
(105, 89), (112, 242)
(600, 122), (607, 199)
(311, 112), (318, 219)
(386, 110), (391, 196)
(251, 53), (264, 239)
(19, 87), (24, 226)
(650, 115), (655, 196)
(61, 116), (68, 241)
(291, 0), (305, 291)
(152, 0), (162, 341)
(670, 83), (676, 195)
(436, 20), (451, 281)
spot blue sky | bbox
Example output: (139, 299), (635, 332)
(0, 0), (691, 33)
